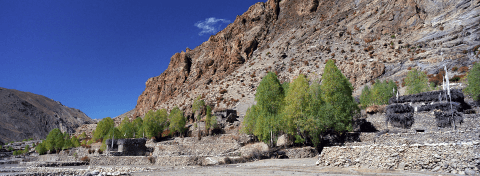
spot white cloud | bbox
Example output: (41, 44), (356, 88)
(194, 17), (231, 36)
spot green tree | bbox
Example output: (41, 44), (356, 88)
(192, 95), (205, 122)
(320, 60), (359, 132)
(143, 110), (160, 138)
(405, 68), (430, 94)
(94, 117), (114, 140)
(464, 62), (480, 101)
(71, 136), (80, 148)
(105, 127), (123, 140)
(361, 80), (398, 108)
(35, 142), (47, 155)
(169, 107), (186, 137)
(132, 117), (144, 138)
(253, 72), (285, 145)
(118, 117), (134, 138)
(54, 132), (65, 151)
(303, 81), (330, 147)
(241, 105), (259, 135)
(192, 96), (206, 136)
(63, 133), (73, 149)
(359, 85), (371, 108)
(23, 145), (30, 154)
(45, 128), (62, 152)
(282, 74), (309, 142)
(204, 105), (216, 132)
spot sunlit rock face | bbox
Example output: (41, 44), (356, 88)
(134, 0), (480, 118)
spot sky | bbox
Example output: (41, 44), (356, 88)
(0, 0), (263, 119)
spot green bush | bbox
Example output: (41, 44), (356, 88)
(79, 132), (87, 139)
(132, 117), (144, 138)
(169, 107), (186, 137)
(7, 146), (13, 151)
(24, 145), (30, 154)
(405, 68), (430, 95)
(464, 62), (480, 101)
(35, 142), (47, 155)
(360, 80), (397, 108)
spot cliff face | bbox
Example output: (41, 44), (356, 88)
(134, 0), (480, 117)
(0, 87), (94, 144)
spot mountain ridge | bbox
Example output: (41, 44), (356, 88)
(0, 87), (94, 144)
(133, 0), (480, 118)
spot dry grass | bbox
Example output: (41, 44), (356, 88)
(80, 156), (90, 162)
(459, 66), (469, 73)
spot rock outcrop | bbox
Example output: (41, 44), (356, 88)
(134, 0), (480, 117)
(0, 87), (94, 144)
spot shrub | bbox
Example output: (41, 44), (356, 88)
(24, 145), (30, 154)
(80, 156), (90, 162)
(7, 146), (13, 151)
(464, 62), (480, 101)
(405, 68), (430, 94)
(428, 70), (445, 87)
(79, 132), (87, 139)
(452, 66), (458, 72)
(360, 80), (397, 108)
(449, 75), (465, 82)
(459, 66), (469, 73)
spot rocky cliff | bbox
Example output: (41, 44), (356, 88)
(134, 0), (480, 117)
(0, 87), (95, 145)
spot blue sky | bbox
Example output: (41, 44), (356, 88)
(0, 0), (262, 119)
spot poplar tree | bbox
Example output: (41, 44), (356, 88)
(169, 107), (186, 137)
(253, 72), (284, 145)
(282, 74), (309, 143)
(320, 60), (358, 132)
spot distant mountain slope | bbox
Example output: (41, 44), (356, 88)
(0, 87), (94, 145)
(134, 0), (480, 117)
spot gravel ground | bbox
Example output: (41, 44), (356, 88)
(132, 158), (456, 176)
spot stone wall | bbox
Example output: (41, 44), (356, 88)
(90, 156), (152, 166)
(317, 141), (480, 175)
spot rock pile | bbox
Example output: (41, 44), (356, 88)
(317, 141), (480, 174)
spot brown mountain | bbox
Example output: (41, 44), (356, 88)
(0, 87), (94, 145)
(134, 0), (480, 117)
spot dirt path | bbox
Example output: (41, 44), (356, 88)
(132, 158), (454, 176)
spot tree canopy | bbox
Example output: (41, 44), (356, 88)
(94, 117), (114, 140)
